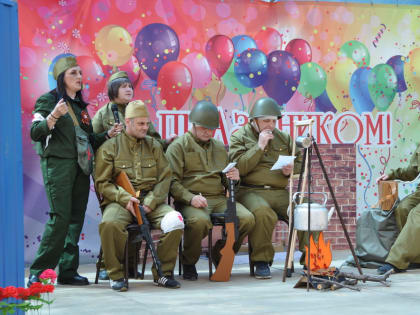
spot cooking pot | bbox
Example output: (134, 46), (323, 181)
(293, 192), (334, 231)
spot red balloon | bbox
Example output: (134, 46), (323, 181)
(255, 27), (283, 55)
(285, 39), (312, 65)
(205, 35), (234, 78)
(76, 55), (106, 101)
(157, 61), (192, 110)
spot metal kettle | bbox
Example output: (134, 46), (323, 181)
(292, 192), (334, 231)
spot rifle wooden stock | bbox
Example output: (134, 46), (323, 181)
(115, 171), (143, 225)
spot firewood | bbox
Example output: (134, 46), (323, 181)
(336, 269), (392, 287)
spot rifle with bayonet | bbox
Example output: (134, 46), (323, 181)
(210, 178), (239, 282)
(115, 171), (164, 279)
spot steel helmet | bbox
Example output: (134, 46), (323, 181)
(249, 97), (282, 120)
(189, 100), (219, 129)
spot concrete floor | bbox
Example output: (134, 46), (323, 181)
(26, 251), (420, 315)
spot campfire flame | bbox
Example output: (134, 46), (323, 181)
(305, 232), (332, 271)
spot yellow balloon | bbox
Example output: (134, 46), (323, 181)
(326, 58), (357, 112)
(95, 25), (133, 67)
(404, 48), (420, 91)
(193, 74), (226, 104)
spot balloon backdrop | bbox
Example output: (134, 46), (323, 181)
(403, 48), (420, 91)
(339, 40), (370, 68)
(386, 55), (407, 93)
(286, 90), (315, 112)
(157, 61), (192, 110)
(254, 27), (283, 55)
(234, 49), (268, 88)
(76, 55), (106, 100)
(193, 73), (227, 104)
(368, 64), (397, 111)
(205, 35), (234, 79)
(315, 90), (337, 113)
(326, 58), (357, 112)
(232, 35), (257, 55)
(182, 52), (212, 89)
(135, 23), (180, 81)
(263, 50), (300, 105)
(285, 39), (312, 65)
(48, 53), (76, 89)
(104, 55), (141, 86)
(298, 62), (327, 99)
(350, 67), (375, 114)
(95, 25), (134, 67)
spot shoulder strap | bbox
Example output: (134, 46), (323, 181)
(66, 102), (80, 127)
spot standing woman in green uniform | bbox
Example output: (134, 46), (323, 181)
(27, 56), (120, 287)
(92, 71), (177, 150)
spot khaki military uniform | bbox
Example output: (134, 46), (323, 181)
(229, 123), (308, 264)
(166, 131), (255, 265)
(92, 102), (167, 149)
(95, 130), (182, 280)
(385, 143), (420, 269)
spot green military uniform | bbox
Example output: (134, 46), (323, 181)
(92, 102), (167, 150)
(229, 122), (306, 264)
(166, 131), (255, 265)
(95, 130), (182, 280)
(385, 143), (420, 269)
(30, 90), (107, 279)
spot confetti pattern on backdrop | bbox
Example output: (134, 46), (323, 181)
(18, 0), (420, 263)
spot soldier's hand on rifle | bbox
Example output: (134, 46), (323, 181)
(226, 167), (240, 181)
(125, 196), (140, 217)
(282, 162), (294, 176)
(191, 194), (208, 208)
(143, 205), (152, 214)
(376, 174), (389, 184)
(258, 129), (274, 151)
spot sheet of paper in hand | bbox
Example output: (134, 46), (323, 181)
(271, 155), (295, 171)
(222, 162), (237, 173)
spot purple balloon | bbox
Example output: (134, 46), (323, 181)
(263, 50), (300, 105)
(135, 23), (180, 81)
(234, 49), (268, 88)
(386, 55), (407, 92)
(315, 90), (337, 113)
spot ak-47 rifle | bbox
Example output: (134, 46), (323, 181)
(210, 179), (239, 282)
(115, 171), (164, 279)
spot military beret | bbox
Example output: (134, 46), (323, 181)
(126, 100), (149, 119)
(53, 56), (78, 80)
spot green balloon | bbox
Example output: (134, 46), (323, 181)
(297, 62), (327, 99)
(368, 64), (397, 111)
(339, 40), (370, 67)
(222, 60), (252, 95)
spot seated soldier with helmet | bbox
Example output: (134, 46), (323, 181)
(166, 101), (255, 281)
(94, 100), (184, 291)
(229, 97), (307, 279)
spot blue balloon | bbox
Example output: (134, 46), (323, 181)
(232, 35), (257, 55)
(386, 55), (407, 93)
(315, 90), (337, 113)
(48, 53), (76, 90)
(350, 67), (375, 114)
(234, 49), (268, 88)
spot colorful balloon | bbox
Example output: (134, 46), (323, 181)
(368, 64), (397, 111)
(286, 90), (315, 112)
(157, 61), (192, 110)
(285, 39), (312, 65)
(95, 25), (134, 67)
(205, 35), (234, 78)
(298, 62), (327, 99)
(326, 58), (357, 112)
(350, 67), (375, 114)
(222, 61), (252, 95)
(181, 52), (212, 89)
(48, 53), (76, 89)
(135, 23), (180, 81)
(403, 48), (420, 91)
(386, 55), (407, 93)
(76, 55), (106, 101)
(262, 50), (300, 105)
(254, 27), (283, 55)
(234, 49), (268, 88)
(232, 35), (257, 55)
(315, 90), (337, 113)
(339, 40), (370, 68)
(193, 73), (227, 104)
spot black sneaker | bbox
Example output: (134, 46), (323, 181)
(254, 262), (271, 279)
(98, 270), (109, 280)
(154, 276), (181, 289)
(377, 263), (405, 275)
(110, 278), (128, 292)
(182, 264), (198, 281)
